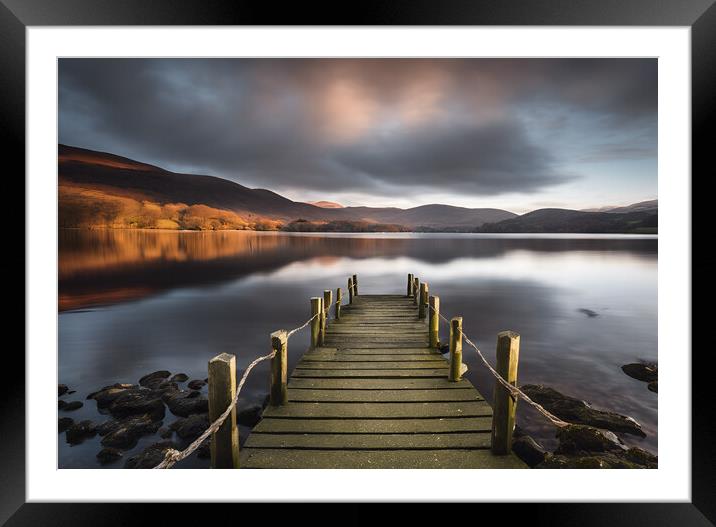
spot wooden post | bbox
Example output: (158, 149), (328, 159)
(208, 353), (239, 468)
(429, 295), (440, 348)
(270, 330), (288, 406)
(419, 282), (428, 319)
(407, 273), (414, 297)
(348, 277), (354, 304)
(352, 274), (358, 296)
(448, 317), (463, 382)
(335, 288), (342, 319)
(321, 290), (331, 345)
(413, 277), (420, 306)
(310, 297), (321, 348)
(491, 331), (520, 455)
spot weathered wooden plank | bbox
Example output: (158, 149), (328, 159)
(332, 311), (416, 314)
(261, 401), (492, 419)
(337, 313), (418, 316)
(291, 368), (447, 378)
(323, 343), (430, 348)
(327, 326), (425, 331)
(319, 347), (441, 354)
(326, 331), (427, 336)
(327, 325), (425, 329)
(295, 360), (448, 370)
(287, 377), (475, 390)
(326, 330), (427, 336)
(240, 448), (526, 469)
(327, 323), (425, 328)
(324, 338), (428, 342)
(252, 416), (492, 434)
(288, 388), (483, 402)
(333, 316), (420, 320)
(304, 351), (438, 358)
(341, 309), (416, 312)
(325, 335), (427, 340)
(244, 432), (491, 450)
(323, 343), (429, 349)
(302, 353), (445, 361)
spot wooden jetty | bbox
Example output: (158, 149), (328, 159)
(213, 275), (528, 469)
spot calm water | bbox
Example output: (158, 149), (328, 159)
(58, 229), (658, 468)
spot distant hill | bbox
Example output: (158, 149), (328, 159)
(307, 201), (344, 209)
(604, 199), (658, 214)
(583, 199), (657, 214)
(58, 144), (516, 231)
(477, 208), (657, 234)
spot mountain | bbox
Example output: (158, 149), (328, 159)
(59, 144), (324, 222)
(59, 145), (655, 233)
(307, 201), (344, 209)
(582, 199), (657, 214)
(58, 144), (516, 230)
(477, 208), (657, 234)
(603, 200), (658, 214)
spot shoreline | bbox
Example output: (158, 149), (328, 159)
(58, 226), (659, 237)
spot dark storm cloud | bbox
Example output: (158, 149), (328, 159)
(58, 58), (657, 197)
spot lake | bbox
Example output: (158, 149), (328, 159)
(58, 229), (658, 468)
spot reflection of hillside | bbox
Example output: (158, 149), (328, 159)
(59, 229), (290, 279)
(59, 230), (656, 311)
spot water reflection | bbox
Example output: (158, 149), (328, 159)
(59, 229), (656, 311)
(58, 229), (657, 468)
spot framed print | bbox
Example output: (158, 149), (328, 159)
(5, 0), (711, 524)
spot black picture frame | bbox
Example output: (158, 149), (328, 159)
(4, 0), (710, 525)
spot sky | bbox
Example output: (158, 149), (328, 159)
(58, 58), (657, 213)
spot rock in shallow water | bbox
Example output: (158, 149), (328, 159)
(58, 417), (74, 433)
(520, 384), (646, 437)
(527, 424), (659, 469)
(512, 435), (548, 468)
(58, 384), (68, 396)
(58, 400), (67, 410)
(170, 413), (209, 440)
(97, 447), (123, 464)
(163, 390), (208, 417)
(99, 414), (164, 449)
(622, 363), (658, 383)
(537, 454), (612, 469)
(187, 379), (206, 390)
(86, 383), (136, 407)
(158, 427), (173, 439)
(624, 447), (658, 467)
(65, 420), (97, 445)
(124, 441), (179, 469)
(61, 401), (84, 411)
(158, 381), (179, 392)
(108, 389), (165, 421)
(170, 373), (189, 383)
(537, 449), (657, 469)
(648, 381), (657, 393)
(578, 308), (599, 318)
(555, 425), (626, 455)
(139, 370), (171, 387)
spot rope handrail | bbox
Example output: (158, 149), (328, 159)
(156, 297), (336, 469)
(286, 312), (319, 339)
(430, 305), (569, 429)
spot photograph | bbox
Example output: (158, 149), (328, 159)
(4, 0), (707, 519)
(56, 57), (659, 470)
